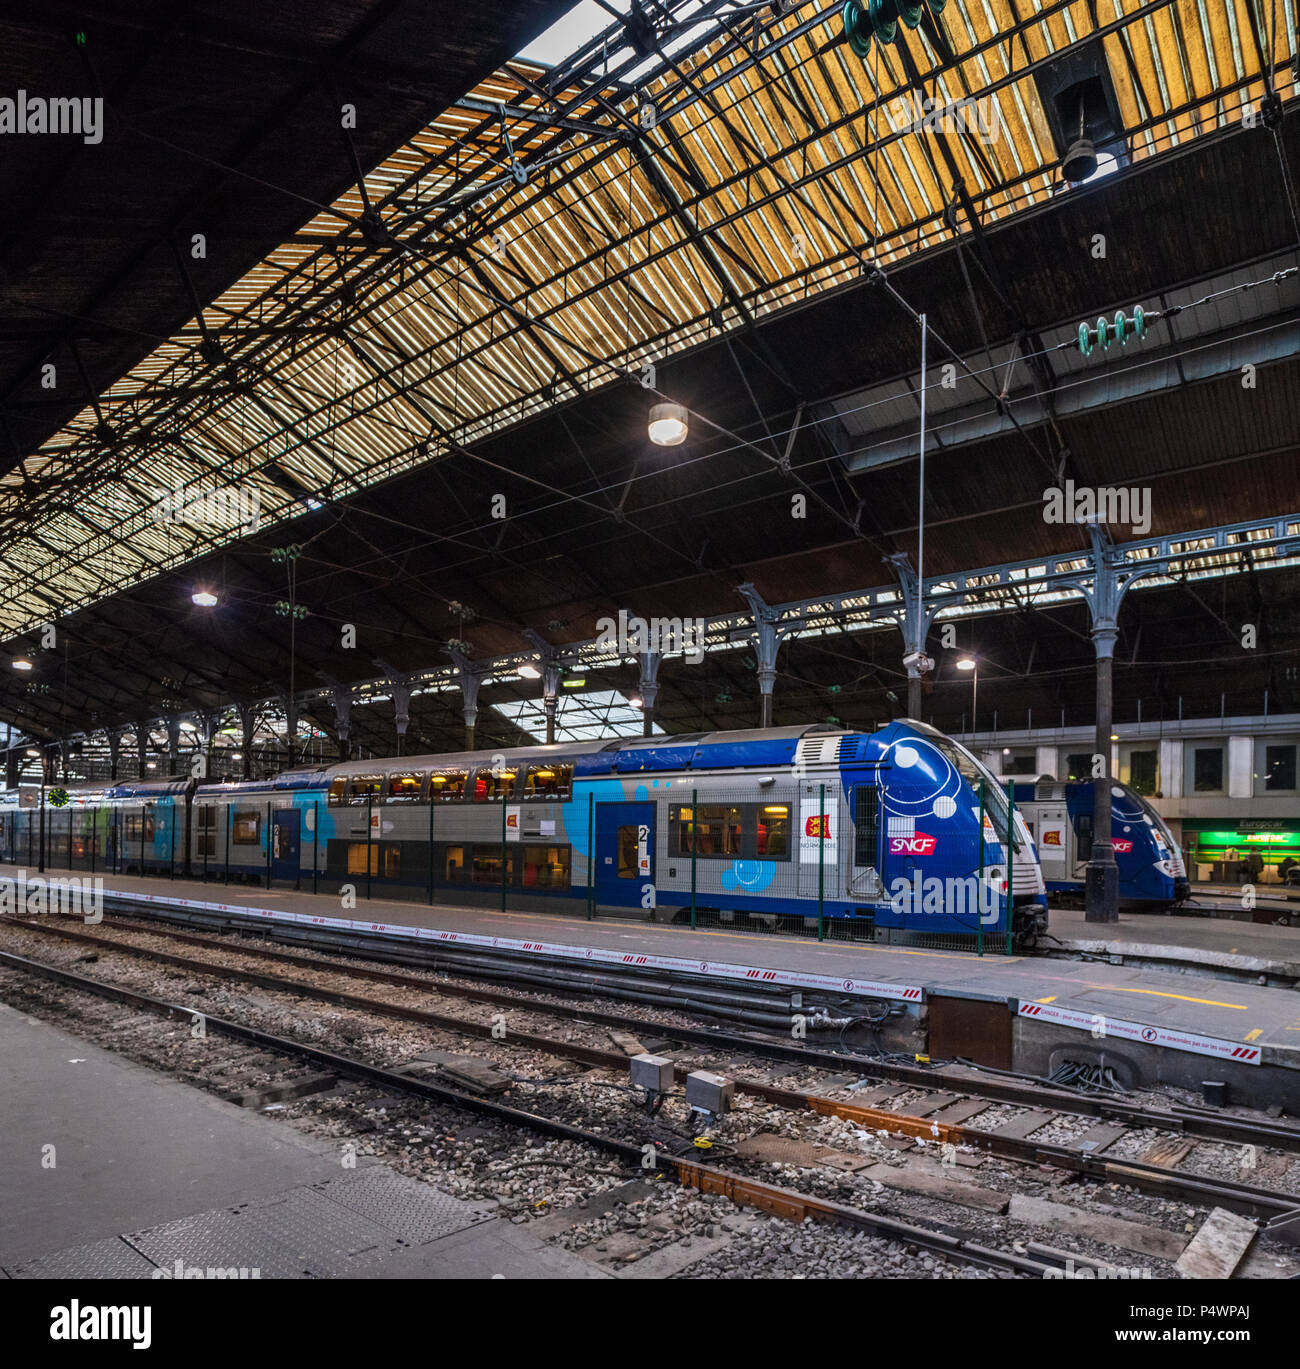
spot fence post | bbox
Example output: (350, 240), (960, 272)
(690, 788), (698, 931)
(977, 779), (985, 958)
(224, 806), (231, 885)
(203, 807), (209, 882)
(140, 805), (145, 876)
(313, 800), (320, 897)
(169, 804), (175, 880)
(366, 788), (373, 900)
(432, 799), (443, 903)
(90, 807), (96, 877)
(264, 800), (272, 889)
(586, 792), (594, 920)
(1005, 783), (1016, 956)
(500, 799), (508, 914)
(817, 782), (825, 942)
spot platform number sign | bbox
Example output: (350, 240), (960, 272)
(637, 824), (650, 877)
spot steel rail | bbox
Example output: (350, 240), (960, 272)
(0, 947), (1055, 1278)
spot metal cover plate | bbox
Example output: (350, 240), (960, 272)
(315, 1166), (490, 1246)
(237, 1185), (400, 1278)
(5, 1236), (162, 1280)
(124, 1208), (307, 1280)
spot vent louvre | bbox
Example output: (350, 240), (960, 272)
(794, 735), (842, 768)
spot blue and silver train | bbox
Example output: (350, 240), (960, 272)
(0, 720), (1049, 946)
(1011, 778), (1188, 908)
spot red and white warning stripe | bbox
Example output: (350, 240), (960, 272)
(1018, 999), (1262, 1066)
(70, 884), (925, 1005)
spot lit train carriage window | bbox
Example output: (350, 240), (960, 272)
(386, 773), (425, 804)
(616, 825), (639, 878)
(523, 764), (572, 799)
(430, 770), (468, 802)
(473, 768), (517, 801)
(232, 809), (261, 844)
(346, 775), (383, 805)
(327, 777), (347, 806)
(670, 805), (694, 855)
(757, 804), (790, 858)
(125, 810), (156, 841)
(695, 805), (742, 856)
(444, 845), (466, 881)
(472, 846), (515, 882)
(347, 843), (378, 876)
(522, 845), (571, 888)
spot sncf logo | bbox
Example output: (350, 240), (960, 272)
(889, 832), (937, 856)
(1112, 838), (1134, 853)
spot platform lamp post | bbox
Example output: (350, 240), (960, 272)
(956, 656), (977, 733)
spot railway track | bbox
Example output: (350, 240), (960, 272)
(0, 943), (1054, 1279)
(5, 911), (1299, 1244)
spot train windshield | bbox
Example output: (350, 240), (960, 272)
(910, 725), (1023, 851)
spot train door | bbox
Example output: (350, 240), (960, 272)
(1033, 804), (1071, 886)
(594, 802), (653, 909)
(847, 783), (882, 903)
(271, 808), (301, 883)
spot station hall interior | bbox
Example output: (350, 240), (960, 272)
(0, 0), (1298, 1302)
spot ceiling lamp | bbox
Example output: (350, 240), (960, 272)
(648, 402), (688, 446)
(628, 695), (644, 709)
(956, 657), (976, 671)
(517, 664), (541, 680)
(12, 657), (33, 671)
(192, 589), (219, 607)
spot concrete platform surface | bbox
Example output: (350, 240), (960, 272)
(6, 871), (1297, 1073)
(0, 1005), (599, 1278)
(1047, 906), (1300, 979)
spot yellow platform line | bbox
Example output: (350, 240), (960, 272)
(1244, 1028), (1263, 1041)
(1078, 982), (1247, 1009)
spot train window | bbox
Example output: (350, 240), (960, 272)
(1075, 812), (1093, 862)
(473, 768), (517, 802)
(694, 806), (742, 857)
(327, 777), (348, 806)
(345, 775), (383, 805)
(444, 846), (466, 881)
(196, 806), (217, 858)
(231, 809), (261, 844)
(523, 764), (572, 799)
(522, 845), (570, 888)
(124, 811), (156, 841)
(347, 842), (378, 875)
(386, 773), (425, 804)
(430, 771), (468, 802)
(852, 787), (878, 868)
(616, 825), (639, 878)
(382, 845), (401, 877)
(472, 846), (515, 883)
(757, 805), (790, 859)
(670, 805), (694, 855)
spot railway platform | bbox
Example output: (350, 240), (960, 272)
(3, 870), (1297, 1110)
(0, 1003), (605, 1279)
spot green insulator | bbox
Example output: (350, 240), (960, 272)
(842, 0), (873, 57)
(1078, 322), (1093, 356)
